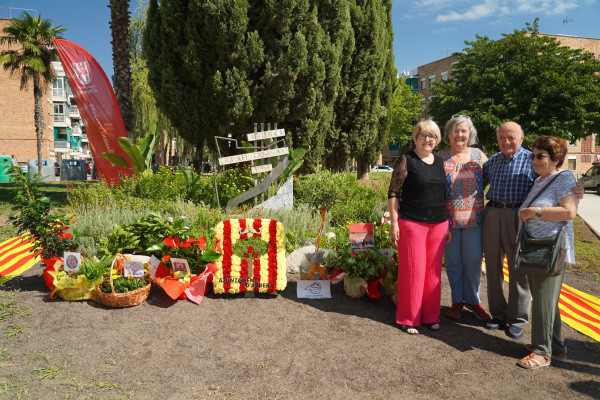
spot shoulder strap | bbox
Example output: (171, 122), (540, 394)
(524, 171), (565, 208)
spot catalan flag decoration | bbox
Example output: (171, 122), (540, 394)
(483, 256), (600, 342)
(0, 235), (40, 285)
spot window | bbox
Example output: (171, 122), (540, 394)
(421, 78), (426, 90)
(441, 71), (448, 81)
(55, 127), (67, 141)
(52, 79), (63, 90)
(567, 157), (576, 171)
(52, 79), (65, 97)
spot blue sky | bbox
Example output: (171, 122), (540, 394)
(1, 0), (599, 82)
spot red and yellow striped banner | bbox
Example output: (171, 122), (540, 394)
(0, 235), (40, 284)
(483, 256), (600, 342)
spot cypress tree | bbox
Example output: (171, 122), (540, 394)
(331, 0), (395, 178)
(143, 0), (351, 170)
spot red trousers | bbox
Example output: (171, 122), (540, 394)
(396, 219), (448, 326)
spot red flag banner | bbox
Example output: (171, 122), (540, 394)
(53, 39), (131, 185)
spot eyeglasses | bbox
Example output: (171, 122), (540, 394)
(452, 114), (471, 120)
(529, 153), (550, 160)
(417, 133), (436, 141)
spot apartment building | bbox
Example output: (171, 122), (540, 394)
(381, 33), (600, 176)
(0, 17), (91, 168)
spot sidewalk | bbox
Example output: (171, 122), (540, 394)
(578, 192), (600, 238)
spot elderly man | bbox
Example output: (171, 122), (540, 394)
(483, 122), (534, 339)
(483, 122), (582, 340)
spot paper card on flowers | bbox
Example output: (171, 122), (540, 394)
(170, 258), (190, 274)
(123, 261), (144, 278)
(63, 252), (81, 273)
(147, 255), (160, 278)
(297, 280), (331, 299)
(349, 223), (374, 250)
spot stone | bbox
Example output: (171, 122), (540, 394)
(254, 176), (293, 211)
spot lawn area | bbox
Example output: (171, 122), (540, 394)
(1, 177), (599, 282)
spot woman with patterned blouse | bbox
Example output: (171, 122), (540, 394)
(437, 115), (491, 323)
(388, 120), (451, 335)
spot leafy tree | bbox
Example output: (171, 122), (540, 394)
(429, 20), (600, 151)
(143, 0), (352, 171)
(389, 77), (422, 151)
(330, 0), (396, 179)
(109, 0), (134, 137)
(0, 12), (65, 177)
(130, 0), (179, 166)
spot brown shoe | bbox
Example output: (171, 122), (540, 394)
(525, 344), (567, 361)
(446, 302), (464, 320)
(465, 303), (491, 322)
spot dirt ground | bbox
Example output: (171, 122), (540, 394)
(0, 254), (598, 400)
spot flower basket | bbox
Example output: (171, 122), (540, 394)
(44, 258), (101, 301)
(97, 255), (151, 308)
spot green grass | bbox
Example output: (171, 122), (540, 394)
(572, 217), (600, 281)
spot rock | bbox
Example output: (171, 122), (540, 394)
(254, 176), (293, 211)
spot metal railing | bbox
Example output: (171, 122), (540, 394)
(53, 115), (66, 123)
(54, 141), (69, 149)
(52, 89), (66, 98)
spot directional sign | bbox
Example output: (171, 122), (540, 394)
(247, 129), (285, 141)
(218, 147), (288, 166)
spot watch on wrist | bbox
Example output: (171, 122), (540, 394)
(536, 207), (542, 218)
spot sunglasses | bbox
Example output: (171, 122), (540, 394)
(529, 153), (550, 160)
(452, 114), (471, 120)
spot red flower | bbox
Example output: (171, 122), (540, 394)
(247, 246), (254, 253)
(196, 236), (207, 250)
(252, 253), (259, 259)
(180, 238), (195, 248)
(243, 253), (249, 258)
(58, 232), (72, 239)
(351, 251), (357, 258)
(163, 237), (180, 248)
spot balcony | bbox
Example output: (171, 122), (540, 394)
(70, 108), (80, 118)
(52, 88), (66, 99)
(54, 140), (70, 150)
(81, 134), (88, 142)
(72, 125), (82, 135)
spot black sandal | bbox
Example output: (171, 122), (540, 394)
(399, 324), (419, 335)
(423, 323), (440, 331)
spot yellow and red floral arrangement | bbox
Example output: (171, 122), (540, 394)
(213, 219), (286, 294)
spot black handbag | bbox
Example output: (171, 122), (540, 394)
(514, 172), (568, 276)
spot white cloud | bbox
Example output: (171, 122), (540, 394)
(433, 0), (593, 22)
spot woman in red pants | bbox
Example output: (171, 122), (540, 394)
(388, 120), (451, 335)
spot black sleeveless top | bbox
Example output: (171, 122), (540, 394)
(388, 150), (448, 224)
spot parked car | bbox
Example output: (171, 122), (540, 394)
(580, 162), (600, 195)
(54, 162), (60, 176)
(370, 165), (394, 172)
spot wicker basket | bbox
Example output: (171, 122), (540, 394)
(97, 256), (151, 308)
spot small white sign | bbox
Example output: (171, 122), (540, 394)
(247, 128), (286, 142)
(124, 260), (145, 278)
(63, 252), (81, 273)
(297, 280), (332, 299)
(218, 147), (288, 166)
(251, 164), (272, 174)
(147, 255), (160, 278)
(170, 258), (190, 274)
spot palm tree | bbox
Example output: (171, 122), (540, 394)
(108, 0), (134, 138)
(0, 12), (65, 177)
